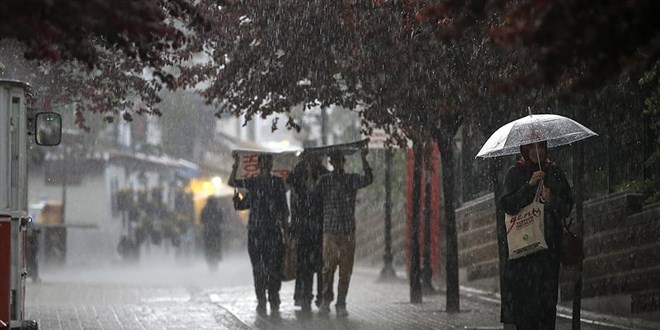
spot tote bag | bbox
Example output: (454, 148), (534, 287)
(505, 185), (548, 260)
(281, 230), (297, 281)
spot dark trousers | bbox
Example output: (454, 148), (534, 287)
(248, 229), (283, 305)
(294, 236), (323, 305)
(28, 233), (40, 281)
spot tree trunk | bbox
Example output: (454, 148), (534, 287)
(320, 106), (328, 146)
(421, 144), (436, 294)
(379, 149), (396, 280)
(410, 141), (423, 303)
(434, 128), (460, 313)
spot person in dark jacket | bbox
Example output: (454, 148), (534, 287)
(229, 153), (289, 314)
(287, 153), (329, 312)
(499, 141), (574, 330)
(200, 196), (223, 271)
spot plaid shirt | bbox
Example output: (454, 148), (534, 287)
(316, 168), (373, 234)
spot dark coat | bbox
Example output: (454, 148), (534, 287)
(287, 161), (328, 304)
(234, 174), (289, 232)
(201, 198), (223, 259)
(287, 161), (328, 242)
(498, 160), (574, 325)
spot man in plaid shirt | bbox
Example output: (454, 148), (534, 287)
(316, 148), (373, 317)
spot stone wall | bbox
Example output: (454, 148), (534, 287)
(455, 193), (499, 282)
(456, 191), (660, 313)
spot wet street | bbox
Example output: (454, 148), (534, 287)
(22, 250), (659, 330)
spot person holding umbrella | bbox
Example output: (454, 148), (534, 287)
(477, 112), (596, 328)
(500, 140), (574, 329)
(229, 153), (289, 315)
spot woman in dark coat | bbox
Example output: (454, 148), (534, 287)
(287, 154), (329, 311)
(201, 197), (223, 271)
(499, 141), (574, 330)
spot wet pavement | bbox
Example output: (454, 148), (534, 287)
(24, 251), (660, 330)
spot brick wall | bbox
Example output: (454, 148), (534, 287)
(456, 192), (660, 312)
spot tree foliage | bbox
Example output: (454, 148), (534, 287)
(417, 0), (660, 90)
(180, 1), (359, 131)
(0, 0), (215, 67)
(0, 0), (222, 130)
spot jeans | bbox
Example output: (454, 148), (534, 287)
(321, 233), (355, 306)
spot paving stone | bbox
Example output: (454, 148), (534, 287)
(21, 253), (660, 330)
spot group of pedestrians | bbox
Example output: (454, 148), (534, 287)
(228, 148), (373, 317)
(211, 137), (574, 328)
(201, 137), (575, 327)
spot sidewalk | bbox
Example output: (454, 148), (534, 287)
(206, 266), (660, 330)
(207, 270), (503, 330)
(22, 252), (660, 330)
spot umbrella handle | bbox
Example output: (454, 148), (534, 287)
(533, 179), (544, 203)
(529, 106), (543, 172)
(533, 142), (543, 172)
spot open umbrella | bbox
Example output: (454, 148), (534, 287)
(475, 113), (597, 159)
(477, 112), (597, 326)
(301, 138), (370, 157)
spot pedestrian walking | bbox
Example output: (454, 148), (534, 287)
(27, 223), (41, 283)
(316, 148), (373, 317)
(499, 140), (574, 330)
(287, 153), (329, 312)
(229, 153), (289, 314)
(200, 196), (223, 271)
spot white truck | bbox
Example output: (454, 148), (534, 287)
(1, 79), (61, 330)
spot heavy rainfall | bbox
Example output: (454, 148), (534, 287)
(0, 1), (659, 330)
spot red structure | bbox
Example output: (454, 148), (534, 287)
(405, 144), (442, 279)
(0, 218), (10, 325)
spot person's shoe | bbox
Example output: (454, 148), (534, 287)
(336, 305), (349, 317)
(294, 298), (302, 307)
(270, 302), (280, 312)
(301, 302), (312, 312)
(256, 301), (267, 315)
(319, 302), (331, 315)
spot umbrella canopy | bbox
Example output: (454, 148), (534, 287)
(476, 114), (598, 159)
(301, 138), (370, 157)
